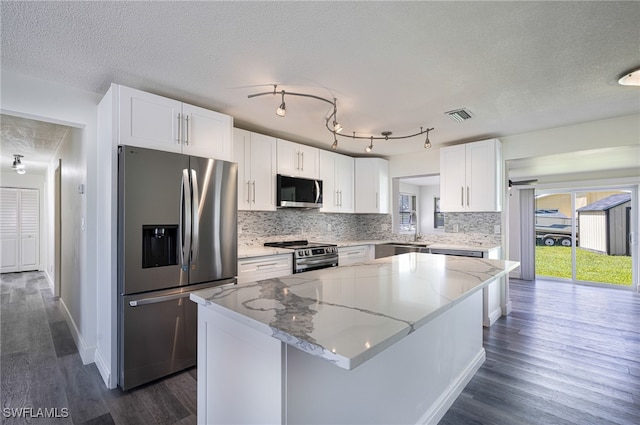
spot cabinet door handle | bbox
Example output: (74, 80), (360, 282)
(252, 181), (256, 203)
(339, 190), (343, 207)
(301, 152), (304, 171)
(461, 186), (464, 207)
(466, 186), (470, 207)
(247, 181), (251, 204)
(185, 115), (190, 146)
(296, 152), (300, 170)
(176, 113), (182, 144)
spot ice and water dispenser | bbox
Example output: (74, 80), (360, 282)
(142, 225), (178, 268)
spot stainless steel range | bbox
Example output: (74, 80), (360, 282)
(264, 240), (338, 273)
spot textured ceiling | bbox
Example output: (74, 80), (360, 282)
(0, 114), (69, 175)
(1, 1), (639, 177)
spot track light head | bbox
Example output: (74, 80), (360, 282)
(275, 91), (286, 117)
(331, 138), (338, 150)
(423, 128), (432, 149)
(333, 121), (342, 133)
(365, 137), (373, 153)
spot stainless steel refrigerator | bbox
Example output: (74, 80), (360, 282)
(117, 145), (237, 390)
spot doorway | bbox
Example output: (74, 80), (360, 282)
(535, 187), (635, 288)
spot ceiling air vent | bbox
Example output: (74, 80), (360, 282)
(445, 108), (474, 122)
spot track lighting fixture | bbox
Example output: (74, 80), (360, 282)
(248, 84), (435, 151)
(365, 137), (374, 153)
(423, 128), (432, 149)
(11, 154), (26, 174)
(275, 90), (286, 117)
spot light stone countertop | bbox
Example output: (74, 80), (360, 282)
(191, 253), (519, 370)
(237, 246), (294, 258)
(238, 240), (501, 259)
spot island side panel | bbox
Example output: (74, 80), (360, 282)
(197, 304), (284, 425)
(285, 290), (484, 425)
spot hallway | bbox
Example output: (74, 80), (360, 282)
(0, 272), (196, 424)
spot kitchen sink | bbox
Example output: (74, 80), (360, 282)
(374, 242), (430, 259)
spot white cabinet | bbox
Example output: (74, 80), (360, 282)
(237, 254), (293, 284)
(233, 129), (277, 211)
(116, 84), (232, 160)
(355, 158), (390, 214)
(338, 245), (372, 266)
(277, 139), (320, 179)
(319, 150), (354, 213)
(439, 139), (502, 212)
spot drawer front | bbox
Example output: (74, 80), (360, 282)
(339, 245), (371, 265)
(238, 254), (293, 283)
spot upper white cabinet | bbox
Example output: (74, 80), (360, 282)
(355, 158), (390, 214)
(277, 139), (320, 179)
(233, 128), (277, 211)
(319, 150), (355, 213)
(439, 139), (502, 212)
(116, 84), (232, 160)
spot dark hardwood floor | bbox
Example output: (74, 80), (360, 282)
(440, 278), (640, 425)
(2, 272), (639, 424)
(0, 271), (196, 425)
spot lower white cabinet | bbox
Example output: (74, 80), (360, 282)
(237, 254), (293, 284)
(338, 245), (373, 266)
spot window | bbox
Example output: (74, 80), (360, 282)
(399, 193), (416, 233)
(434, 197), (444, 229)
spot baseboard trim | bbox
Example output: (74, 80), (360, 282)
(418, 348), (486, 425)
(94, 349), (116, 389)
(59, 298), (95, 365)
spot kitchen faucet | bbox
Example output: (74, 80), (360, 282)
(410, 210), (419, 242)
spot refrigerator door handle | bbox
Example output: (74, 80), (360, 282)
(191, 168), (200, 265)
(129, 292), (191, 307)
(180, 168), (192, 271)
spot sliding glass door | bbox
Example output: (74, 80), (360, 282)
(535, 187), (635, 288)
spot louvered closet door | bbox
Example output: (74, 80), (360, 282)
(0, 188), (39, 273)
(0, 188), (19, 273)
(20, 189), (39, 271)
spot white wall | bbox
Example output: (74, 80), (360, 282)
(419, 184), (441, 234)
(500, 114), (640, 161)
(0, 171), (47, 274)
(388, 114), (640, 179)
(0, 70), (101, 364)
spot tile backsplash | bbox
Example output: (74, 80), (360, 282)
(238, 210), (501, 248)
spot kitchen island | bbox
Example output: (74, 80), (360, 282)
(190, 253), (519, 425)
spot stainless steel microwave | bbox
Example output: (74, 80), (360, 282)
(276, 174), (323, 208)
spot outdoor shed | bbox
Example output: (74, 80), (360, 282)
(577, 193), (631, 256)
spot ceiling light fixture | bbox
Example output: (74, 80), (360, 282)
(331, 136), (338, 150)
(11, 154), (26, 174)
(275, 90), (286, 116)
(248, 85), (434, 151)
(423, 128), (432, 149)
(618, 67), (640, 86)
(365, 137), (374, 153)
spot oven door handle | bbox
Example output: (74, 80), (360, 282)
(297, 257), (338, 266)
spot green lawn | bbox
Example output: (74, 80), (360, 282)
(536, 246), (632, 286)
